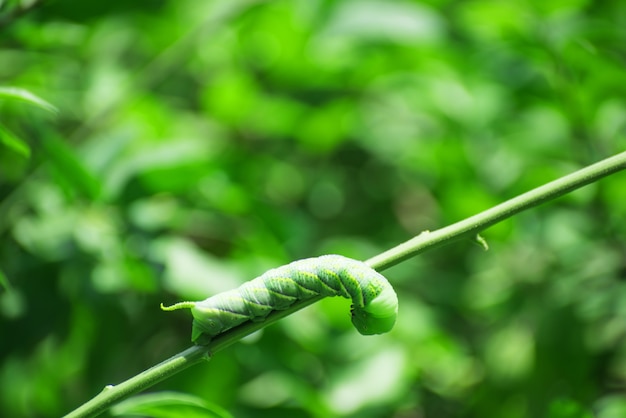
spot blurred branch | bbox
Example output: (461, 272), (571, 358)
(0, 0), (46, 30)
(62, 150), (626, 418)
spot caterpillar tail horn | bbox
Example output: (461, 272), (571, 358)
(161, 301), (197, 311)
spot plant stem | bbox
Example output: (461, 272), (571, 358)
(366, 150), (626, 271)
(63, 150), (626, 418)
(64, 346), (209, 418)
(63, 297), (323, 418)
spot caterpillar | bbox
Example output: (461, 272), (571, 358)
(162, 255), (398, 345)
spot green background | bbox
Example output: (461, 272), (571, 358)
(1, 0), (626, 417)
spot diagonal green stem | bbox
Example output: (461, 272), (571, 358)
(64, 346), (210, 418)
(63, 297), (324, 418)
(63, 150), (626, 418)
(366, 150), (626, 271)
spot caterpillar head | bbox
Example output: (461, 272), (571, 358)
(191, 309), (224, 344)
(350, 285), (398, 335)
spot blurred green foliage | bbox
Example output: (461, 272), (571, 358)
(1, 0), (626, 417)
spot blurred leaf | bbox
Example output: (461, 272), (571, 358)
(321, 0), (444, 45)
(549, 398), (594, 418)
(154, 237), (243, 299)
(110, 392), (233, 418)
(238, 371), (296, 408)
(41, 133), (102, 200)
(595, 395), (626, 418)
(201, 70), (259, 125)
(0, 87), (58, 114)
(0, 123), (30, 158)
(325, 346), (409, 414)
(0, 268), (11, 292)
(484, 322), (534, 383)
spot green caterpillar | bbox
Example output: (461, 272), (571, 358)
(162, 255), (398, 345)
